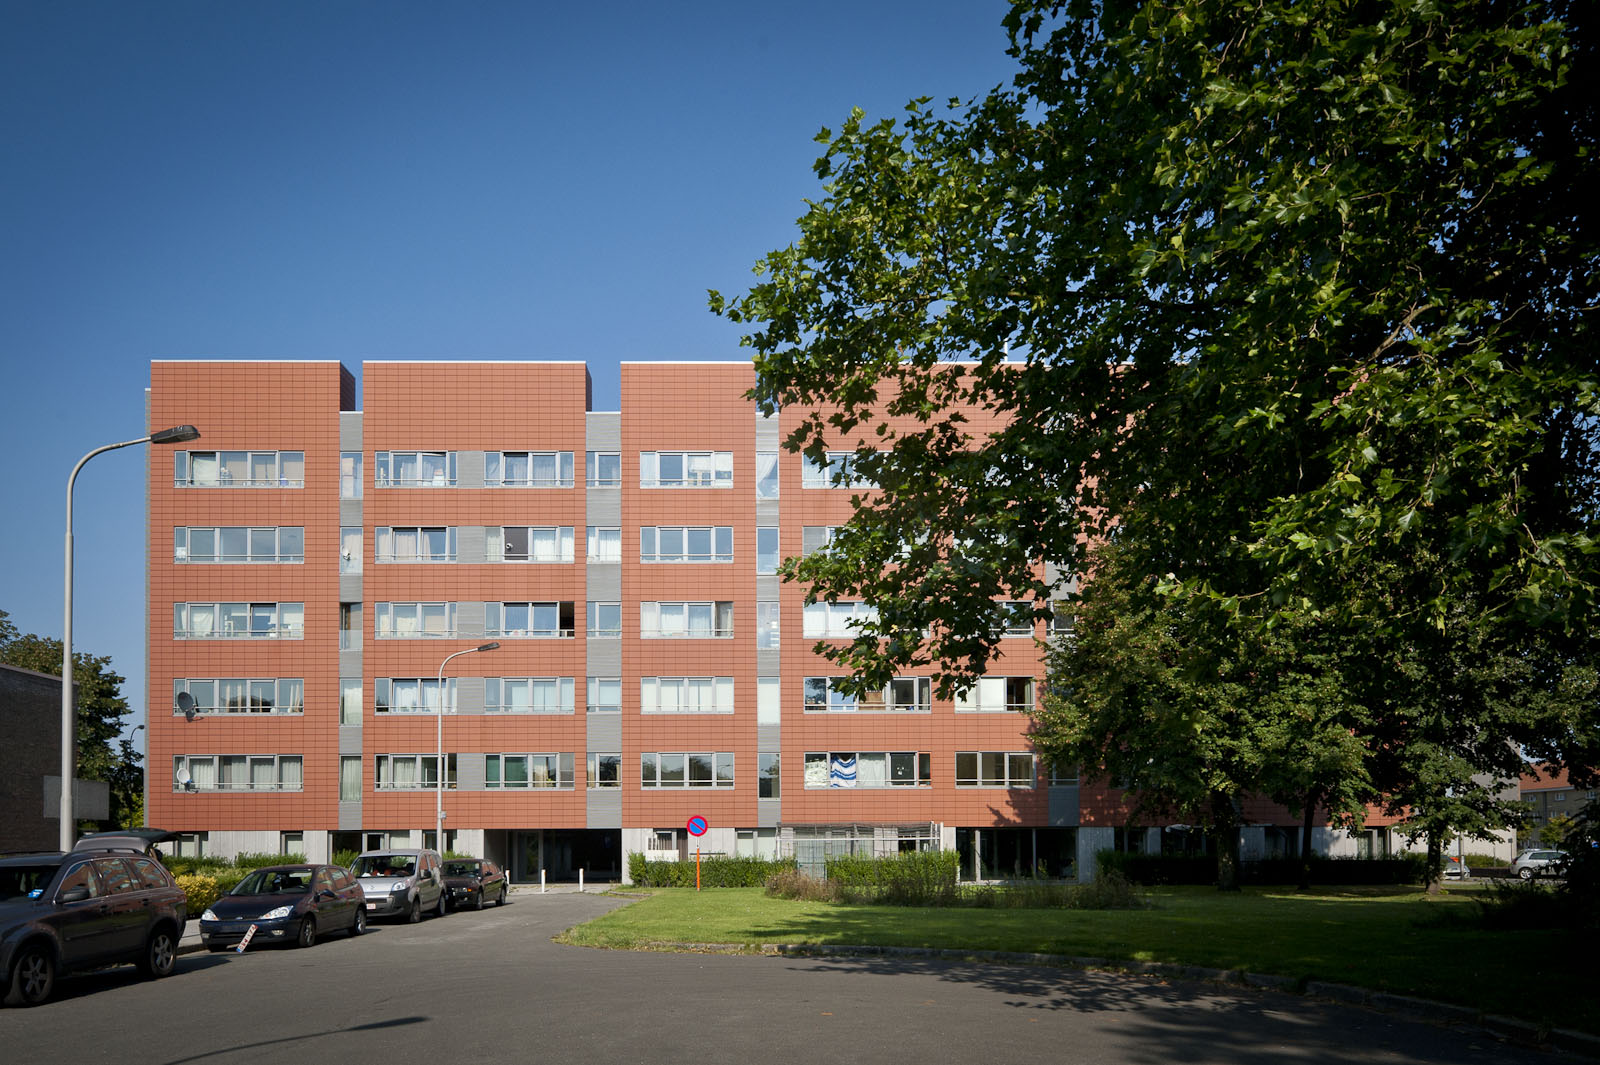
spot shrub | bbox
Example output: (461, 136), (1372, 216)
(1463, 852), (1508, 868)
(1094, 850), (1426, 886)
(961, 869), (1145, 910)
(176, 873), (222, 914)
(233, 851), (304, 869)
(825, 850), (959, 906)
(764, 868), (842, 902)
(333, 849), (359, 870)
(162, 855), (230, 876)
(628, 853), (797, 888)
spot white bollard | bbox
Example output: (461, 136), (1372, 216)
(579, 868), (585, 891)
(540, 868), (546, 893)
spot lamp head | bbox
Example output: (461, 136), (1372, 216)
(150, 425), (201, 444)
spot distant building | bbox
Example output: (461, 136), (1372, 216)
(1521, 765), (1591, 847)
(0, 662), (109, 852)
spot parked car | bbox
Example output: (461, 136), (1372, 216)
(0, 847), (187, 1007)
(1442, 855), (1470, 879)
(349, 849), (446, 922)
(199, 864), (365, 951)
(442, 858), (507, 910)
(1509, 849), (1567, 880)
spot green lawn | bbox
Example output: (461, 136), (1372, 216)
(558, 884), (1595, 1033)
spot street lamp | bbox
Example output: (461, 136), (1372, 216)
(60, 424), (199, 850)
(436, 642), (498, 850)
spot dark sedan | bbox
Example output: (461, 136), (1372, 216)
(200, 864), (365, 951)
(442, 859), (507, 910)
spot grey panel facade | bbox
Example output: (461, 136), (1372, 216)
(340, 499), (364, 526)
(338, 801), (363, 831)
(1047, 785), (1081, 826)
(585, 411), (621, 449)
(586, 563), (621, 601)
(339, 725), (364, 756)
(457, 450), (486, 489)
(586, 712), (622, 751)
(755, 500), (781, 526)
(586, 789), (622, 828)
(455, 601), (486, 638)
(757, 798), (782, 828)
(455, 676), (486, 715)
(339, 647), (363, 677)
(755, 649), (781, 676)
(456, 753), (487, 791)
(457, 526), (488, 565)
(586, 638), (621, 677)
(339, 411), (363, 451)
(339, 575), (363, 601)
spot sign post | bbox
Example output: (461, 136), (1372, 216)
(687, 815), (708, 891)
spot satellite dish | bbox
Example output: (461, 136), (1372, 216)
(176, 691), (197, 722)
(176, 767), (192, 787)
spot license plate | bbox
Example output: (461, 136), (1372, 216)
(365, 902), (377, 909)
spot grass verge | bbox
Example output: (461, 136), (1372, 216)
(559, 884), (1595, 1033)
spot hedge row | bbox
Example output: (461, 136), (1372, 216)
(628, 853), (797, 887)
(1094, 851), (1428, 885)
(824, 850), (960, 905)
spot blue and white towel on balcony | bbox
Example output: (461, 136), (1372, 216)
(830, 755), (857, 788)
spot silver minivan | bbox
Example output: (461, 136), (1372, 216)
(349, 849), (446, 922)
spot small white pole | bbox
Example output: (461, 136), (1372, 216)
(579, 867), (585, 891)
(540, 868), (546, 893)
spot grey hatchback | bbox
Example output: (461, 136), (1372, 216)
(0, 848), (188, 1006)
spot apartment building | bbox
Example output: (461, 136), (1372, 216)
(148, 359), (1339, 882)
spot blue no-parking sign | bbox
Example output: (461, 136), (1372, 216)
(686, 815), (708, 836)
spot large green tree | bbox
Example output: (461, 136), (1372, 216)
(0, 609), (144, 831)
(714, 0), (1599, 868)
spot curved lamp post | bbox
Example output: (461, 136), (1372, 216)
(61, 424), (199, 850)
(436, 642), (498, 849)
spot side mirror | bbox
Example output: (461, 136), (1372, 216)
(59, 886), (91, 904)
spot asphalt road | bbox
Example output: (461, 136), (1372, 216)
(0, 892), (1584, 1064)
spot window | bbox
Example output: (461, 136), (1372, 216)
(758, 753), (780, 798)
(756, 528), (780, 574)
(585, 676), (622, 714)
(376, 527), (457, 563)
(757, 601), (780, 649)
(340, 452), (363, 498)
(803, 752), (929, 788)
(374, 754), (456, 790)
(341, 528), (362, 574)
(586, 451), (621, 487)
(175, 450), (304, 488)
(955, 752), (1037, 788)
(956, 677), (1036, 713)
(586, 526), (621, 562)
(174, 602), (304, 639)
(641, 677), (734, 714)
(485, 601), (574, 638)
(801, 451), (877, 489)
(172, 678), (304, 716)
(640, 601), (734, 638)
(281, 832), (304, 857)
(340, 603), (360, 650)
(340, 679), (362, 725)
(485, 450), (574, 488)
(175, 527), (304, 564)
(801, 526), (842, 556)
(640, 526), (733, 563)
(640, 752), (735, 788)
(757, 677), (780, 724)
(488, 526), (574, 563)
(586, 602), (621, 638)
(484, 677), (575, 714)
(803, 677), (930, 713)
(486, 753), (573, 789)
(1050, 607), (1075, 638)
(587, 753), (621, 788)
(639, 450), (733, 488)
(375, 602), (457, 639)
(173, 755), (303, 791)
(803, 601), (879, 638)
(1047, 763), (1080, 786)
(996, 600), (1037, 637)
(339, 757), (362, 801)
(374, 678), (458, 714)
(755, 452), (779, 498)
(375, 451), (456, 487)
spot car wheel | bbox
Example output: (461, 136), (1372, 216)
(407, 896), (422, 923)
(138, 927), (177, 978)
(1519, 868), (1534, 880)
(495, 884), (506, 906)
(4, 945), (55, 1007)
(296, 917), (316, 949)
(433, 891), (448, 918)
(349, 907), (367, 937)
(472, 890), (484, 911)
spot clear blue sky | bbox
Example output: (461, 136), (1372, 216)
(0, 0), (1022, 743)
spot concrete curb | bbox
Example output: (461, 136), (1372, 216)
(693, 941), (1599, 1059)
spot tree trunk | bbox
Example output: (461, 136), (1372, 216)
(1425, 833), (1442, 896)
(1212, 791), (1242, 892)
(1298, 792), (1317, 892)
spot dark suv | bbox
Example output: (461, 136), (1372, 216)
(0, 847), (188, 1006)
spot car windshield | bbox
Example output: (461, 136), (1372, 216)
(353, 855), (415, 878)
(0, 865), (60, 902)
(444, 862), (481, 876)
(232, 869), (313, 895)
